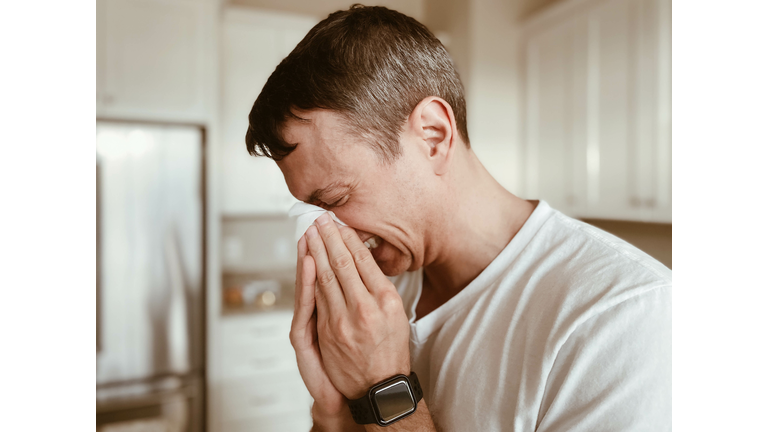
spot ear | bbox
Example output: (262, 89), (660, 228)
(407, 97), (458, 176)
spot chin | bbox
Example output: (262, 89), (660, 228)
(377, 261), (409, 277)
(372, 243), (413, 276)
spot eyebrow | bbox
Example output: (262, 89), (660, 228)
(305, 181), (353, 204)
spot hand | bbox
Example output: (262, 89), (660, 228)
(305, 212), (412, 400)
(289, 235), (346, 418)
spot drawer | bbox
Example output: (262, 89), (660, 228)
(220, 373), (313, 422)
(221, 410), (313, 432)
(220, 339), (298, 379)
(220, 313), (293, 348)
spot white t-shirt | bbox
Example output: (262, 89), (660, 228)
(389, 201), (671, 432)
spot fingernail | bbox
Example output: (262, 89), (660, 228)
(316, 212), (331, 226)
(306, 225), (318, 238)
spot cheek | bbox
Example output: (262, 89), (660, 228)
(331, 206), (376, 236)
(334, 192), (385, 222)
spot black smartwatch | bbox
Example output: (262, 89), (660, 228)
(348, 372), (423, 426)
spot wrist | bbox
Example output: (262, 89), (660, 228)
(312, 401), (361, 432)
(362, 400), (432, 431)
(312, 399), (345, 418)
(351, 363), (412, 400)
(348, 372), (423, 427)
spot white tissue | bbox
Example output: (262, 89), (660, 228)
(288, 202), (348, 243)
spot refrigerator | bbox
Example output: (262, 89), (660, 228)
(96, 121), (206, 432)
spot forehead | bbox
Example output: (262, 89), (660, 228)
(276, 110), (376, 201)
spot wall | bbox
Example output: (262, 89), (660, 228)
(226, 0), (566, 198)
(423, 0), (569, 197)
(422, 0), (471, 83)
(584, 219), (672, 268)
(518, 0), (568, 19)
(466, 0), (526, 195)
(229, 0), (424, 21)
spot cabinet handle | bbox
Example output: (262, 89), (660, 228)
(102, 94), (114, 105)
(644, 198), (656, 208)
(629, 196), (641, 208)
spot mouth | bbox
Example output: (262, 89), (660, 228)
(363, 235), (381, 250)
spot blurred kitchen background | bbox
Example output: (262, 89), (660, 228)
(95, 0), (670, 430)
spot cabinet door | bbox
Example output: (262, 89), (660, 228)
(525, 14), (590, 214)
(216, 313), (313, 429)
(523, 0), (671, 222)
(97, 0), (208, 122)
(627, 0), (671, 220)
(591, 0), (633, 217)
(219, 9), (317, 215)
(589, 0), (671, 221)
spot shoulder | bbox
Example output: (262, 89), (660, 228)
(527, 209), (670, 301)
(532, 207), (671, 282)
(552, 211), (671, 282)
(497, 206), (672, 339)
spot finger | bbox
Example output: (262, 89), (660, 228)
(291, 237), (316, 346)
(292, 303), (344, 406)
(298, 233), (308, 260)
(314, 213), (370, 305)
(298, 245), (328, 320)
(304, 254), (330, 325)
(338, 225), (391, 295)
(299, 236), (329, 319)
(314, 282), (329, 325)
(293, 254), (317, 335)
(306, 224), (347, 313)
(294, 235), (308, 312)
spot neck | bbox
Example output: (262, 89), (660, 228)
(419, 148), (535, 315)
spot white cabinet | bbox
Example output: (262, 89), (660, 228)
(218, 8), (317, 215)
(522, 0), (671, 222)
(96, 0), (212, 123)
(215, 312), (313, 432)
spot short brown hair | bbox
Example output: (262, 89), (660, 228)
(245, 4), (470, 162)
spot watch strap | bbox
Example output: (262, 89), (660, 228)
(348, 372), (423, 425)
(408, 372), (423, 402)
(348, 393), (378, 425)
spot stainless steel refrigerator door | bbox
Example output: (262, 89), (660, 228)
(96, 122), (203, 385)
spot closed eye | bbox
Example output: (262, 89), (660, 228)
(324, 195), (350, 209)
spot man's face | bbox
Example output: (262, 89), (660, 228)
(277, 109), (432, 276)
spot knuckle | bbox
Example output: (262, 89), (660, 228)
(340, 227), (360, 243)
(325, 228), (342, 244)
(298, 296), (314, 309)
(318, 270), (336, 286)
(380, 290), (403, 311)
(332, 316), (351, 340)
(353, 248), (372, 264)
(332, 254), (353, 270)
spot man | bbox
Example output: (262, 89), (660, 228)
(245, 5), (671, 432)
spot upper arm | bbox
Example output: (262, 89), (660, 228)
(536, 286), (672, 432)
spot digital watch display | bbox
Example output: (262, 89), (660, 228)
(348, 372), (423, 426)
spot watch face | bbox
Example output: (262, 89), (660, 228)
(373, 379), (416, 424)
